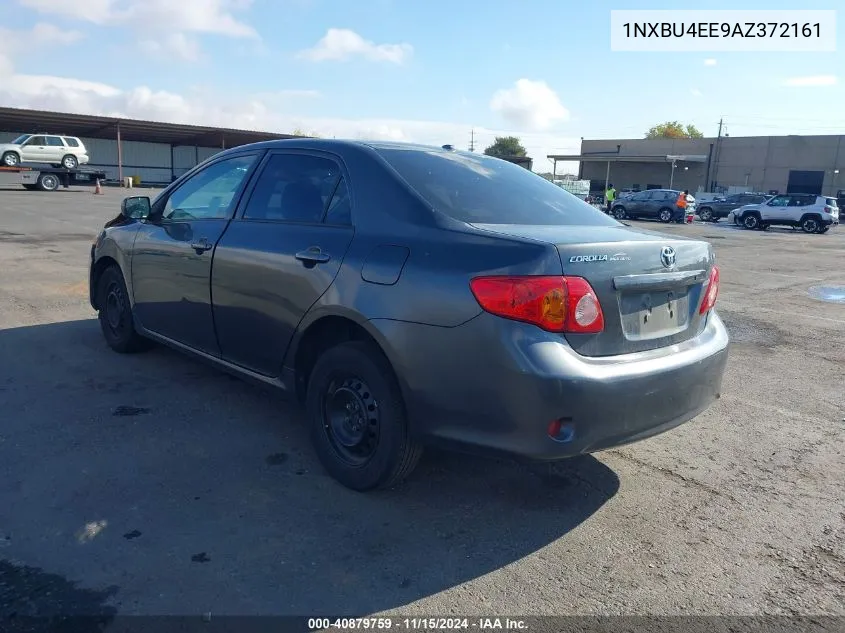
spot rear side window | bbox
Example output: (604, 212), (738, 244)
(45, 136), (64, 147)
(242, 153), (344, 223)
(376, 148), (618, 226)
(63, 137), (80, 147)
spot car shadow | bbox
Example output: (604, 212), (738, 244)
(0, 319), (620, 616)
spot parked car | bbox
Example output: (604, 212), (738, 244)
(733, 193), (839, 233)
(610, 189), (695, 222)
(696, 192), (770, 222)
(89, 140), (729, 491)
(0, 133), (90, 169)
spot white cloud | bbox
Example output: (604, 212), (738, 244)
(140, 33), (203, 62)
(0, 72), (579, 171)
(297, 28), (412, 64)
(0, 23), (86, 78)
(17, 0), (258, 37)
(782, 75), (838, 87)
(704, 58), (717, 66)
(690, 88), (703, 97)
(489, 79), (569, 131)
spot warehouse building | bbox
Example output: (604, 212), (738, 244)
(550, 134), (845, 197)
(0, 106), (299, 186)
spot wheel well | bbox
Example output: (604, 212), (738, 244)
(90, 256), (119, 309)
(800, 213), (821, 222)
(293, 316), (388, 404)
(742, 210), (760, 217)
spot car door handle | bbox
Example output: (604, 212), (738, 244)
(295, 248), (331, 264)
(191, 238), (213, 254)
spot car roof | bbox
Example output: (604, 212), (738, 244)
(224, 137), (475, 156)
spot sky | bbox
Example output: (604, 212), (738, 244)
(0, 0), (843, 174)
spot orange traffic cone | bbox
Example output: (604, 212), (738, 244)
(94, 179), (102, 195)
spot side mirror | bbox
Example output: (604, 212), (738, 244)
(121, 196), (151, 220)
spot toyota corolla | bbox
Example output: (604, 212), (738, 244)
(89, 140), (729, 491)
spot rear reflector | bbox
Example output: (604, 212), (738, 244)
(469, 275), (605, 333)
(699, 265), (720, 315)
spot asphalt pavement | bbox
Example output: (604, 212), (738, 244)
(0, 185), (843, 619)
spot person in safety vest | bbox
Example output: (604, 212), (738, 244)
(605, 184), (616, 214)
(674, 190), (688, 223)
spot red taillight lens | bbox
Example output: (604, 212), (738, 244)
(699, 265), (720, 314)
(469, 275), (604, 333)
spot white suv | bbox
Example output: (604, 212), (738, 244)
(732, 193), (839, 234)
(0, 134), (90, 169)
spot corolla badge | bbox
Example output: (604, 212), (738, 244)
(569, 252), (631, 263)
(660, 246), (676, 268)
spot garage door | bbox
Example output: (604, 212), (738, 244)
(786, 170), (824, 195)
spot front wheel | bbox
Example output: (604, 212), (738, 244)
(2, 151), (20, 167)
(742, 214), (760, 230)
(699, 207), (713, 222)
(658, 208), (673, 223)
(306, 341), (422, 491)
(96, 265), (152, 353)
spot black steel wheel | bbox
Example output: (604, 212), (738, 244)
(306, 341), (422, 491)
(96, 265), (151, 353)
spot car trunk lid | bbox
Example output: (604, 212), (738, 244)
(471, 223), (715, 357)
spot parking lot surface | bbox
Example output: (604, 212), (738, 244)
(1, 186), (843, 617)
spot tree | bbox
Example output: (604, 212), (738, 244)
(483, 136), (527, 158)
(292, 127), (322, 138)
(645, 121), (704, 139)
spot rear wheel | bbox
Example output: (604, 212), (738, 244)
(61, 154), (79, 169)
(699, 207), (713, 222)
(801, 215), (821, 233)
(306, 341), (422, 491)
(658, 207), (673, 223)
(2, 151), (20, 167)
(742, 213), (760, 230)
(96, 265), (151, 353)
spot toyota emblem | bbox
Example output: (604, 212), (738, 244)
(660, 246), (676, 268)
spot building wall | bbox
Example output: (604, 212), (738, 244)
(3, 131), (224, 185)
(580, 135), (845, 195)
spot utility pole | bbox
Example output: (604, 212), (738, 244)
(711, 117), (723, 191)
(469, 129), (476, 152)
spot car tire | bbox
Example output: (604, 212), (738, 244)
(742, 213), (760, 230)
(36, 173), (60, 192)
(306, 340), (422, 491)
(699, 207), (713, 222)
(61, 154), (78, 169)
(96, 265), (152, 354)
(658, 208), (673, 223)
(612, 205), (626, 220)
(801, 215), (821, 233)
(2, 151), (20, 167)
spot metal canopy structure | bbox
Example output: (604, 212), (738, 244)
(547, 153), (709, 192)
(0, 106), (299, 148)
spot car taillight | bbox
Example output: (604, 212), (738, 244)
(469, 275), (604, 333)
(699, 265), (720, 315)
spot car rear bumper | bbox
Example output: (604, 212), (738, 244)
(370, 311), (729, 461)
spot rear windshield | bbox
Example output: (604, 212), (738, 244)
(825, 197), (838, 207)
(376, 148), (619, 226)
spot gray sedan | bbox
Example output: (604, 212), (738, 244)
(89, 140), (729, 491)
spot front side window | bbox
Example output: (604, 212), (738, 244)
(24, 136), (46, 146)
(242, 153), (343, 223)
(768, 195), (789, 207)
(162, 155), (257, 221)
(376, 148), (618, 226)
